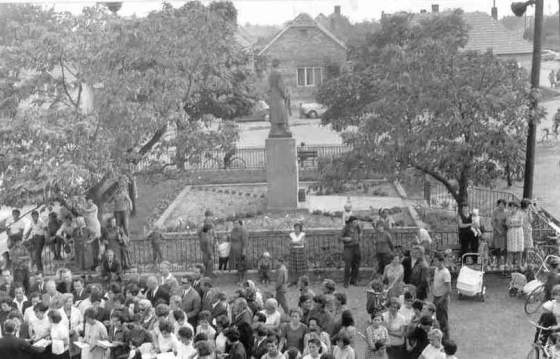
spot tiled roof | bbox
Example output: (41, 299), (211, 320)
(462, 12), (533, 55)
(258, 13), (346, 56)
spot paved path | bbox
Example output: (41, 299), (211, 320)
(237, 118), (344, 147)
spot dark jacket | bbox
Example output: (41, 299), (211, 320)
(146, 286), (170, 306)
(228, 341), (247, 359)
(56, 282), (74, 294)
(0, 334), (43, 358)
(101, 259), (122, 282)
(252, 337), (268, 359)
(180, 287), (201, 327)
(410, 259), (430, 300)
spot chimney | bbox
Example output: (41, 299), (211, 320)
(491, 0), (498, 20)
(432, 4), (439, 13)
(334, 5), (341, 16)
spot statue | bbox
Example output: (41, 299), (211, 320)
(267, 59), (292, 138)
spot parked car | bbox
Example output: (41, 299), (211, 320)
(299, 102), (327, 118)
(542, 50), (557, 61)
(237, 100), (269, 122)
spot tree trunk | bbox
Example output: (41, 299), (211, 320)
(457, 166), (470, 210)
(505, 160), (513, 187)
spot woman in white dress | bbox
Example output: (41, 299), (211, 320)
(59, 293), (83, 358)
(506, 201), (524, 269)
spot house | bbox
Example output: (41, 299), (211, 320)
(462, 11), (533, 63)
(412, 4), (533, 64)
(257, 12), (347, 102)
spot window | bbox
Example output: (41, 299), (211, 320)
(297, 67), (323, 87)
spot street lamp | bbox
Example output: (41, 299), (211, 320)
(511, 0), (542, 200)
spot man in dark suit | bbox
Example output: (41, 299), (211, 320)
(0, 319), (44, 357)
(199, 278), (217, 312)
(211, 291), (228, 320)
(179, 274), (201, 328)
(0, 269), (16, 298)
(100, 250), (123, 282)
(29, 271), (46, 295)
(72, 278), (88, 304)
(145, 276), (170, 306)
(252, 324), (270, 359)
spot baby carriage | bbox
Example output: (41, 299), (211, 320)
(457, 253), (486, 301)
(509, 272), (528, 297)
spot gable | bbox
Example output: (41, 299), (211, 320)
(258, 13), (346, 56)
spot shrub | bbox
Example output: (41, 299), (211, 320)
(256, 210), (264, 215)
(333, 211), (343, 218)
(224, 190), (230, 194)
(312, 210), (323, 215)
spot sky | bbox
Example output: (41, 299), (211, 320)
(0, 0), (553, 24)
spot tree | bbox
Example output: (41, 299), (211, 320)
(316, 10), (532, 208)
(0, 2), (257, 215)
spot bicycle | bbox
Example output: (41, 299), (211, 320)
(525, 254), (560, 317)
(526, 320), (555, 359)
(202, 151), (247, 170)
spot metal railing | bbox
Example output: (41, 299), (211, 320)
(125, 229), (460, 274)
(137, 145), (352, 172)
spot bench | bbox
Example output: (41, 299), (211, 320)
(297, 150), (318, 168)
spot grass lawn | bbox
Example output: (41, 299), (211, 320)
(212, 273), (533, 359)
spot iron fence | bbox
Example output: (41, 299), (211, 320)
(424, 181), (517, 218)
(125, 229), (460, 274)
(137, 145), (352, 172)
(424, 180), (558, 241)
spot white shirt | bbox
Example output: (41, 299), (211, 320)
(50, 322), (70, 354)
(432, 267), (451, 297)
(420, 344), (445, 359)
(5, 217), (28, 235)
(24, 305), (37, 324)
(178, 342), (197, 359)
(59, 306), (83, 332)
(217, 242), (231, 258)
(28, 218), (46, 237)
(30, 315), (51, 340)
(382, 311), (406, 346)
(157, 332), (180, 353)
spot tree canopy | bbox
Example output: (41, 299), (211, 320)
(316, 10), (533, 207)
(0, 2), (257, 211)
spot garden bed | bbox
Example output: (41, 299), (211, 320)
(157, 184), (417, 232)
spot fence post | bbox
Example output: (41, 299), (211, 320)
(424, 180), (432, 206)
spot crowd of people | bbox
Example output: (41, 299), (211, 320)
(0, 196), (471, 359)
(0, 183), (134, 277)
(0, 257), (459, 359)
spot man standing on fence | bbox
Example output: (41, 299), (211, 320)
(340, 216), (362, 288)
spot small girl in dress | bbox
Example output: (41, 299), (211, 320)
(365, 312), (389, 359)
(471, 208), (482, 238)
(258, 252), (273, 284)
(478, 229), (490, 268)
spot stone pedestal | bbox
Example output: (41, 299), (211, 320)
(266, 137), (299, 210)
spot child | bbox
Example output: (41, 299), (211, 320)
(366, 275), (386, 316)
(217, 236), (230, 271)
(177, 326), (197, 359)
(442, 339), (458, 359)
(365, 311), (389, 359)
(238, 254), (247, 283)
(258, 252), (273, 284)
(333, 333), (355, 359)
(196, 311), (216, 344)
(478, 229), (490, 268)
(471, 208), (482, 238)
(148, 230), (163, 264)
(443, 249), (458, 277)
